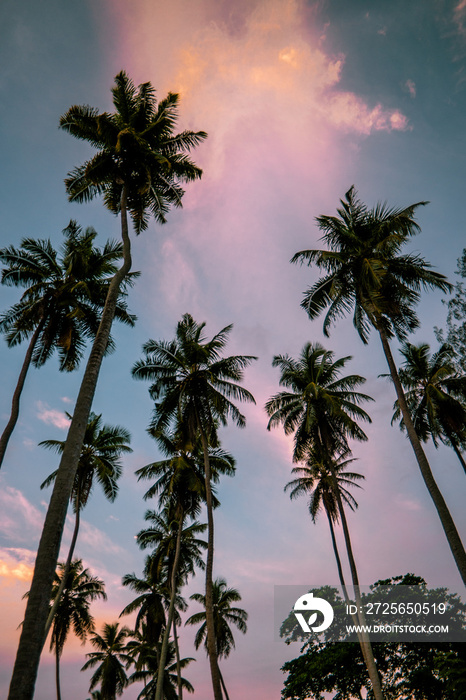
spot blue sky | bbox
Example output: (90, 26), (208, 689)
(1, 1), (466, 698)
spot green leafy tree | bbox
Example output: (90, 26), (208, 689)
(0, 221), (133, 469)
(186, 577), (248, 700)
(132, 313), (256, 700)
(291, 186), (466, 585)
(47, 559), (106, 700)
(39, 412), (131, 642)
(390, 342), (466, 473)
(266, 342), (383, 700)
(81, 622), (133, 700)
(9, 73), (206, 700)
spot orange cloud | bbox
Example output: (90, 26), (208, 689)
(0, 548), (34, 583)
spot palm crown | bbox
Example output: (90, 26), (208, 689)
(186, 577), (248, 659)
(286, 448), (364, 524)
(391, 342), (466, 466)
(291, 186), (451, 342)
(132, 313), (257, 445)
(0, 221), (134, 371)
(266, 342), (373, 461)
(39, 411), (132, 512)
(60, 71), (207, 232)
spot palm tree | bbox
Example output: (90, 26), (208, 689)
(185, 577), (248, 700)
(126, 638), (195, 700)
(120, 561), (168, 652)
(266, 342), (383, 700)
(134, 498), (207, 700)
(391, 342), (466, 474)
(0, 221), (133, 469)
(39, 412), (131, 642)
(10, 74), (206, 700)
(47, 559), (106, 700)
(81, 622), (132, 700)
(136, 429), (235, 700)
(286, 447), (364, 592)
(132, 313), (256, 700)
(291, 186), (466, 585)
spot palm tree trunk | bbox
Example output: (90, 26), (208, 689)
(449, 436), (466, 476)
(155, 513), (184, 700)
(172, 617), (183, 700)
(379, 328), (466, 585)
(321, 440), (384, 700)
(8, 186), (132, 700)
(55, 648), (61, 700)
(325, 508), (347, 592)
(42, 502), (81, 648)
(200, 428), (223, 700)
(219, 667), (230, 700)
(0, 318), (45, 469)
(324, 506), (371, 677)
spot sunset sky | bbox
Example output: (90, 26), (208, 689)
(1, 1), (466, 698)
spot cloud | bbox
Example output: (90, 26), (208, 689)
(0, 486), (44, 542)
(78, 520), (127, 558)
(0, 548), (35, 582)
(453, 0), (466, 36)
(404, 78), (416, 98)
(36, 401), (71, 430)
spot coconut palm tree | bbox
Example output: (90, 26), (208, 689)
(120, 561), (168, 652)
(47, 559), (106, 700)
(0, 221), (134, 469)
(39, 412), (131, 642)
(126, 638), (195, 700)
(136, 429), (235, 699)
(81, 622), (132, 700)
(266, 342), (383, 700)
(132, 313), (256, 700)
(286, 447), (364, 592)
(391, 342), (466, 474)
(10, 74), (206, 700)
(291, 186), (466, 585)
(185, 577), (248, 700)
(135, 497), (207, 700)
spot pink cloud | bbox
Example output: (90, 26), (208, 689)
(404, 78), (416, 98)
(0, 486), (44, 541)
(453, 0), (466, 36)
(36, 401), (71, 430)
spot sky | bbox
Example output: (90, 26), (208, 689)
(1, 0), (466, 698)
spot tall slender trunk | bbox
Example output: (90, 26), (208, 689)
(43, 501), (81, 647)
(200, 428), (223, 700)
(448, 435), (466, 476)
(155, 513), (184, 700)
(8, 187), (132, 700)
(219, 667), (230, 700)
(325, 507), (346, 593)
(0, 318), (45, 469)
(321, 440), (384, 700)
(55, 648), (61, 700)
(379, 328), (466, 586)
(324, 500), (380, 696)
(172, 617), (183, 700)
